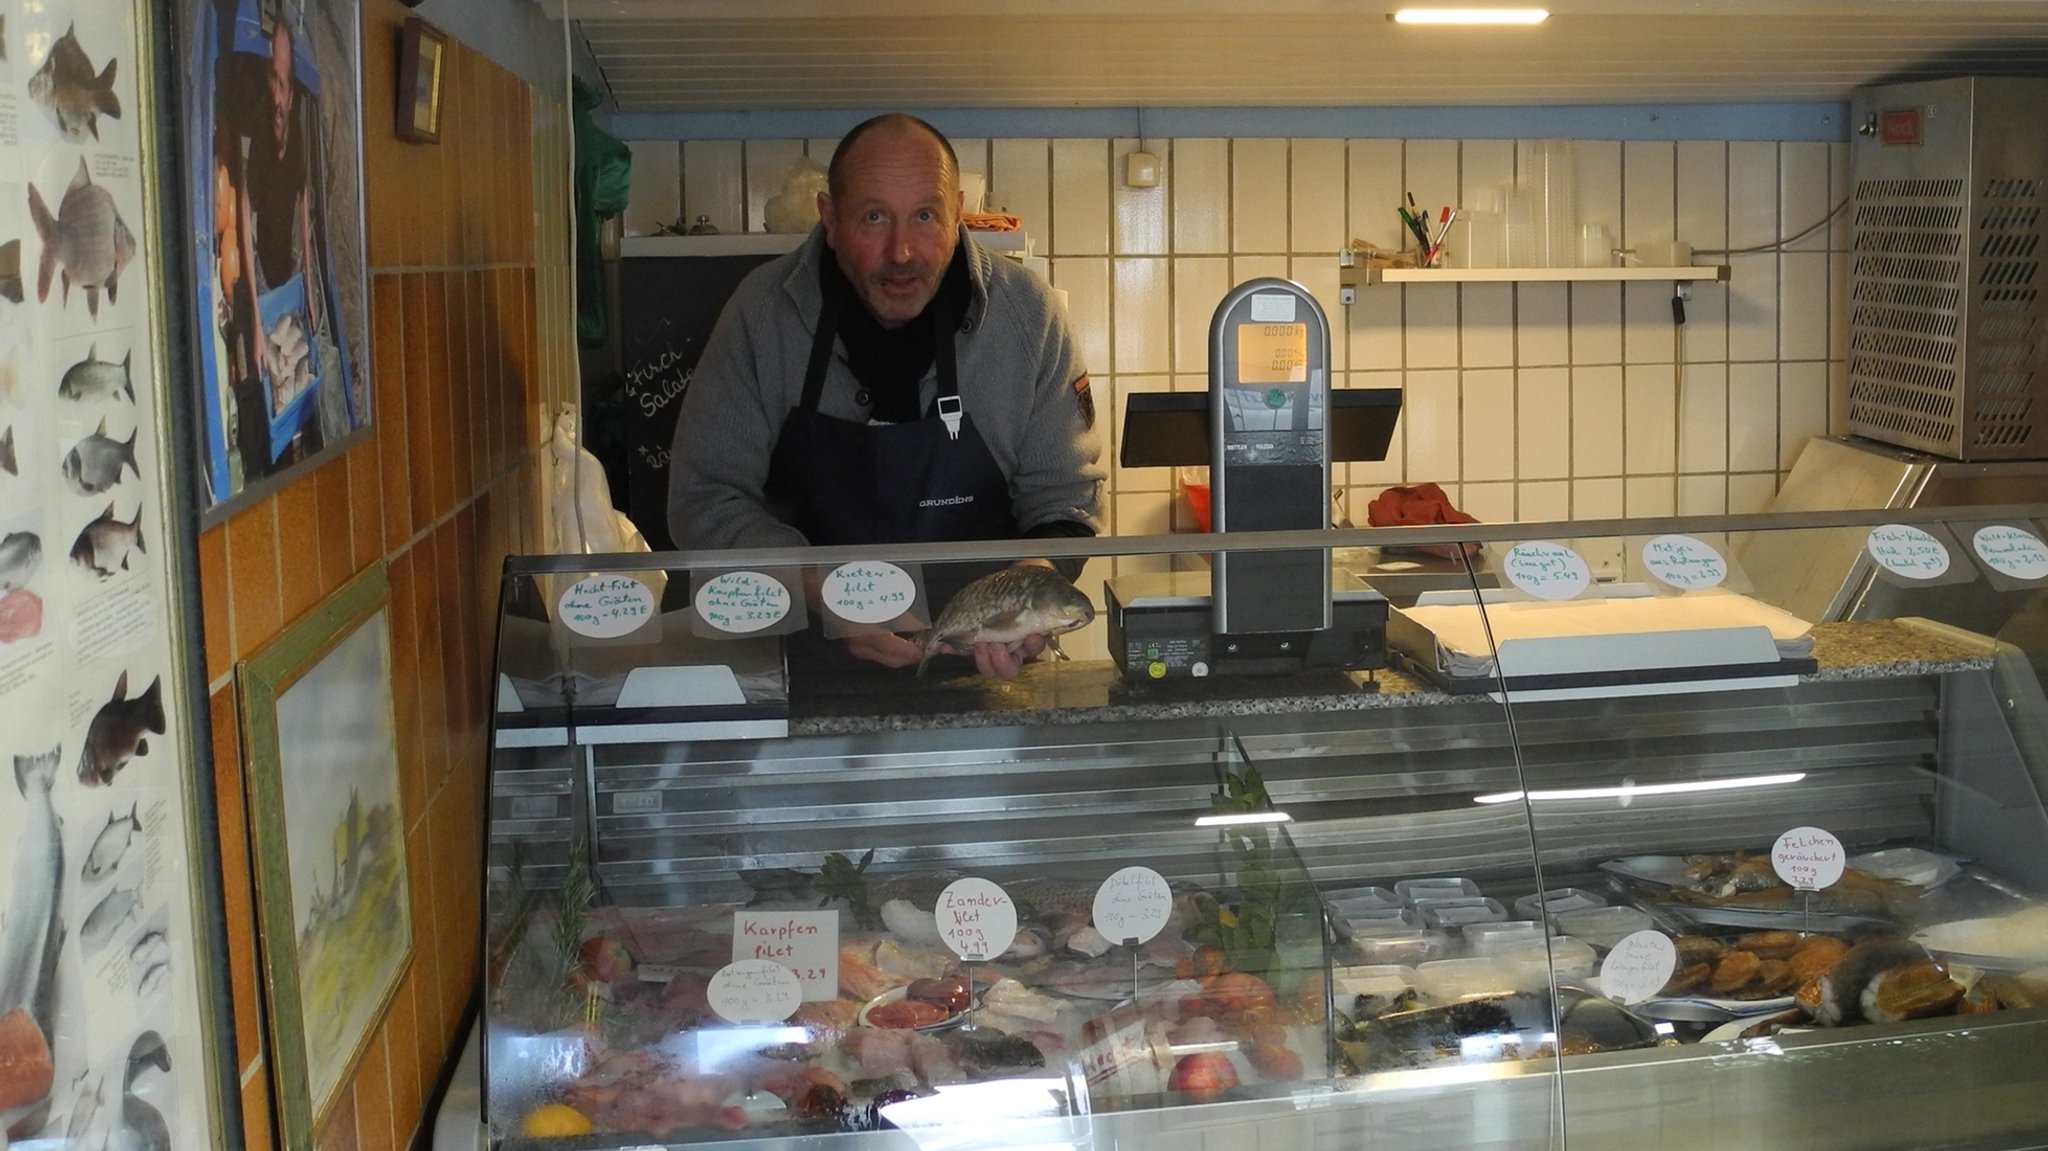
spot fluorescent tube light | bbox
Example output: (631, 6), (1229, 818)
(1393, 8), (1549, 24)
(1473, 772), (1806, 805)
(1195, 811), (1294, 827)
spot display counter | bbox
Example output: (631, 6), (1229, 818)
(481, 506), (2048, 1151)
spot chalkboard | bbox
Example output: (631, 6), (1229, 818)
(618, 253), (780, 549)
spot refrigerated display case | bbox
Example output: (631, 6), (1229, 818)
(478, 504), (2048, 1151)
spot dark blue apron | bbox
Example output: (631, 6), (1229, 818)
(764, 271), (1015, 547)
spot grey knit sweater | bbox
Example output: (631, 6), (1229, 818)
(667, 225), (1106, 551)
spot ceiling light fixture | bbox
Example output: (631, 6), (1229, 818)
(1392, 8), (1549, 25)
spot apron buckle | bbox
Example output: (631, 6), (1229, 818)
(937, 395), (964, 441)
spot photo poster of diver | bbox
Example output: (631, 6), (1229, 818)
(0, 0), (236, 1147)
(186, 0), (369, 516)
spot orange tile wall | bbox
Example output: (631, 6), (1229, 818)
(196, 2), (565, 1147)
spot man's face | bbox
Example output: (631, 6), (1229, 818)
(268, 28), (294, 158)
(818, 125), (961, 329)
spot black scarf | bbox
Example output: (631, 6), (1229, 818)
(820, 247), (971, 424)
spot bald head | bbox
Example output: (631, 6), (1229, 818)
(818, 114), (964, 328)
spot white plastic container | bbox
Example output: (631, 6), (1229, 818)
(1552, 906), (1654, 950)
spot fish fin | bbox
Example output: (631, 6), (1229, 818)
(85, 283), (98, 317)
(28, 184), (57, 303)
(134, 738), (147, 756)
(121, 428), (137, 475)
(94, 414), (106, 437)
(126, 799), (138, 825)
(69, 156), (90, 194)
(141, 676), (164, 733)
(95, 57), (120, 119)
(112, 668), (128, 701)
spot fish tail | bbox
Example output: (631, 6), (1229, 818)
(28, 184), (58, 304)
(1, 426), (15, 475)
(122, 352), (134, 401)
(121, 428), (138, 476)
(95, 57), (121, 120)
(126, 1030), (168, 1085)
(914, 630), (938, 678)
(140, 676), (165, 734)
(14, 744), (58, 796)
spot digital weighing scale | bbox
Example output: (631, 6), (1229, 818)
(1107, 278), (1401, 683)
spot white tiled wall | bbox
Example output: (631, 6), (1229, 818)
(633, 135), (1849, 537)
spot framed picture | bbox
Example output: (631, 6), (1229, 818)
(181, 0), (372, 519)
(238, 564), (411, 1148)
(396, 18), (447, 143)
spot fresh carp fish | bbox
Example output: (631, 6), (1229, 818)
(916, 566), (1095, 677)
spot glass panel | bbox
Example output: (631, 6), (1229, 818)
(1485, 509), (2048, 1151)
(482, 527), (1560, 1148)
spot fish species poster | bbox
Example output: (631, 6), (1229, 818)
(183, 0), (369, 516)
(0, 0), (225, 1148)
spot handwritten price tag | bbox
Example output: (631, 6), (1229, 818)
(695, 571), (792, 634)
(1866, 524), (1951, 580)
(1599, 930), (1678, 1005)
(1642, 534), (1728, 590)
(557, 575), (655, 639)
(1503, 540), (1592, 600)
(1092, 866), (1173, 945)
(936, 878), (1018, 962)
(706, 959), (802, 1024)
(732, 910), (838, 1001)
(1772, 826), (1845, 892)
(1973, 525), (2048, 581)
(823, 562), (915, 626)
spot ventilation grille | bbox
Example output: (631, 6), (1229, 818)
(1849, 171), (2047, 459)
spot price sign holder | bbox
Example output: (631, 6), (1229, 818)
(1772, 826), (1846, 936)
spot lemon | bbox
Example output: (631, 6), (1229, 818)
(520, 1103), (594, 1137)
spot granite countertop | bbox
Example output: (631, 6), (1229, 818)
(784, 617), (2000, 736)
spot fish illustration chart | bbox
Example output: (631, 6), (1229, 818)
(28, 159), (137, 319)
(28, 24), (121, 143)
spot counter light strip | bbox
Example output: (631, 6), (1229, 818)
(1473, 772), (1807, 804)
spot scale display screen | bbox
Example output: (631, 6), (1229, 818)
(1236, 322), (1308, 383)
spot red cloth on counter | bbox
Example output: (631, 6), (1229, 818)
(1366, 483), (1480, 559)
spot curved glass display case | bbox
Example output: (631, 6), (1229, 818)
(480, 504), (2048, 1151)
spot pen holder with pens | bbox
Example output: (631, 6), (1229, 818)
(1398, 203), (1455, 268)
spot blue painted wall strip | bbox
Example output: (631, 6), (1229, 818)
(609, 102), (1851, 143)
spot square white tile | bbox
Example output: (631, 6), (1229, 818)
(1727, 251), (1780, 362)
(1572, 477), (1625, 520)
(1517, 284), (1570, 367)
(1675, 141), (1728, 252)
(1403, 283), (1460, 369)
(1727, 363), (1780, 472)
(1404, 368), (1461, 484)
(1727, 472), (1779, 514)
(1291, 139), (1348, 256)
(1232, 139), (1291, 253)
(1728, 141), (1780, 249)
(1624, 362), (1678, 474)
(1625, 476), (1677, 517)
(624, 141), (680, 236)
(1173, 258), (1231, 374)
(1516, 366), (1572, 479)
(1347, 139), (1408, 254)
(989, 138), (1051, 239)
(1622, 282), (1675, 364)
(1678, 362), (1729, 474)
(1621, 140), (1677, 252)
(1349, 284), (1404, 373)
(1113, 138), (1170, 256)
(1462, 284), (1514, 369)
(1462, 368), (1517, 482)
(1052, 257), (1112, 374)
(1778, 251), (1829, 362)
(1517, 480), (1571, 523)
(1778, 360), (1829, 470)
(1171, 139), (1231, 254)
(682, 139), (744, 234)
(1052, 138), (1112, 256)
(1572, 365), (1625, 476)
(1570, 283), (1623, 365)
(1780, 142), (1833, 253)
(1461, 482), (1516, 524)
(1113, 258), (1172, 375)
(1677, 474), (1726, 516)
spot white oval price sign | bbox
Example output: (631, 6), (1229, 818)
(557, 575), (655, 639)
(706, 959), (802, 1024)
(1973, 525), (2048, 581)
(1866, 523), (1951, 580)
(822, 562), (916, 625)
(935, 878), (1018, 962)
(695, 571), (792, 634)
(1772, 826), (1846, 892)
(1503, 540), (1592, 600)
(1092, 866), (1174, 945)
(1599, 930), (1677, 1005)
(1642, 534), (1728, 590)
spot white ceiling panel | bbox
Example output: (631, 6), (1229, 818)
(553, 0), (2048, 113)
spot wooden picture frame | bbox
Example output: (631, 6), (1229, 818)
(396, 17), (447, 143)
(237, 564), (412, 1149)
